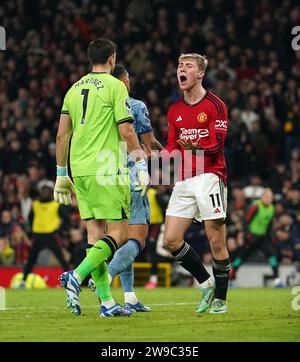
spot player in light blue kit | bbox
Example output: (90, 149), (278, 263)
(89, 64), (163, 312)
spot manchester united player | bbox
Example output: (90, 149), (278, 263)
(162, 53), (230, 314)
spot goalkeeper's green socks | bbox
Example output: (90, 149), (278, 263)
(75, 236), (117, 282)
(85, 246), (114, 304)
(92, 262), (114, 304)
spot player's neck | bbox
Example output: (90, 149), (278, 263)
(91, 64), (111, 74)
(183, 84), (206, 105)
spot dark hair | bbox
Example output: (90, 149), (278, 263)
(87, 38), (117, 65)
(112, 64), (127, 79)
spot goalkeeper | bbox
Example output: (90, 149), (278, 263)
(54, 38), (149, 317)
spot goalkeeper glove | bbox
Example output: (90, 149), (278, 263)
(54, 166), (75, 205)
(134, 159), (150, 197)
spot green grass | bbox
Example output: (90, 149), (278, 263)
(0, 287), (299, 342)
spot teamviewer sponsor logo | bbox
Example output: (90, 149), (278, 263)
(0, 26), (6, 50)
(179, 128), (209, 141)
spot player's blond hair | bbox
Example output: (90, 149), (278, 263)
(178, 53), (208, 71)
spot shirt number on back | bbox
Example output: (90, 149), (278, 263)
(80, 88), (89, 124)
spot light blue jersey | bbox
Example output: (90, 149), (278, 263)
(128, 98), (152, 189)
(128, 98), (152, 225)
(130, 97), (152, 135)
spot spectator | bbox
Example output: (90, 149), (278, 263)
(21, 181), (69, 283)
(11, 225), (31, 265)
(243, 175), (265, 201)
(0, 236), (15, 265)
(274, 214), (294, 265)
(0, 210), (14, 238)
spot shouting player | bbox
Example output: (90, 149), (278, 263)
(162, 53), (231, 314)
(54, 39), (149, 317)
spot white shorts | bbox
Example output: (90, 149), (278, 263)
(166, 173), (227, 221)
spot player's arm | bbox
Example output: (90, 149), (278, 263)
(199, 103), (228, 154)
(164, 109), (180, 153)
(114, 83), (150, 195)
(56, 113), (72, 167)
(135, 101), (164, 152)
(54, 102), (75, 205)
(28, 209), (34, 236)
(243, 203), (259, 241)
(158, 108), (180, 160)
(118, 122), (149, 196)
(118, 122), (145, 160)
(113, 82), (145, 159)
(141, 131), (164, 151)
(246, 204), (259, 223)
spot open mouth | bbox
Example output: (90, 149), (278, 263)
(180, 75), (187, 82)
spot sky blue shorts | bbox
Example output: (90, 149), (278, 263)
(129, 191), (150, 225)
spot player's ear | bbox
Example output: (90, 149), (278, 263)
(108, 52), (116, 68)
(198, 70), (204, 79)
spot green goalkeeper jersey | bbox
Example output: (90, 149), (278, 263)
(61, 72), (133, 177)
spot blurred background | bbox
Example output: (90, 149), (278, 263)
(0, 0), (300, 288)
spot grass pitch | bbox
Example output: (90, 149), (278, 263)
(0, 287), (299, 342)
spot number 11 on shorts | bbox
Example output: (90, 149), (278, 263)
(209, 193), (221, 208)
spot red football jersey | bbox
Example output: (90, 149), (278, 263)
(164, 91), (228, 183)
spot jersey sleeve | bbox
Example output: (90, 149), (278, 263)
(246, 203), (259, 223)
(164, 108), (180, 153)
(113, 82), (133, 125)
(61, 90), (70, 114)
(199, 102), (228, 154)
(135, 101), (152, 135)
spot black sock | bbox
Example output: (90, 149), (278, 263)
(172, 242), (210, 284)
(102, 235), (118, 262)
(212, 257), (231, 300)
(272, 265), (279, 279)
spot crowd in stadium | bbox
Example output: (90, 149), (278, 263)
(0, 0), (300, 276)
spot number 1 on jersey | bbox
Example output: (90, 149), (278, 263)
(80, 88), (89, 124)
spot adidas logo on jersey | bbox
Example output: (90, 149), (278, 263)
(176, 116), (183, 122)
(214, 208), (221, 213)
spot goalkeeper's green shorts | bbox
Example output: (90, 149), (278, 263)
(73, 174), (130, 221)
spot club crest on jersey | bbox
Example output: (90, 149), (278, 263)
(197, 112), (207, 123)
